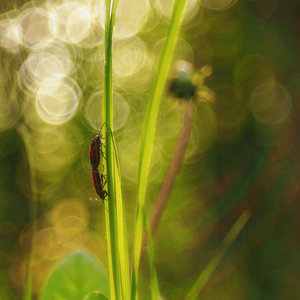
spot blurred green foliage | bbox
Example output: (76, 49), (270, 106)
(0, 0), (300, 300)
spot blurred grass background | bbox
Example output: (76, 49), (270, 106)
(0, 0), (300, 299)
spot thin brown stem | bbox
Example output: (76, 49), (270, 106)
(140, 100), (196, 263)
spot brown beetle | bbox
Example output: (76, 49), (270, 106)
(91, 169), (108, 203)
(89, 124), (105, 170)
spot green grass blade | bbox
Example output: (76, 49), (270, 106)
(103, 0), (121, 299)
(110, 129), (131, 300)
(131, 0), (188, 299)
(110, 129), (121, 177)
(104, 207), (115, 300)
(115, 158), (130, 300)
(111, 0), (120, 25)
(185, 210), (252, 300)
(143, 209), (160, 300)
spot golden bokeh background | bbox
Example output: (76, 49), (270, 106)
(0, 0), (299, 299)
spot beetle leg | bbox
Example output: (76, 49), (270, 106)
(99, 162), (105, 172)
(100, 149), (106, 159)
(100, 174), (107, 185)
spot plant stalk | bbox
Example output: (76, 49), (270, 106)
(140, 100), (195, 263)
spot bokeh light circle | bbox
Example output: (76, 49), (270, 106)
(201, 0), (237, 10)
(238, 0), (277, 21)
(85, 91), (130, 131)
(141, 2), (162, 32)
(99, 0), (151, 38)
(31, 127), (66, 154)
(27, 128), (77, 173)
(18, 7), (53, 48)
(26, 52), (73, 82)
(0, 16), (23, 53)
(48, 2), (94, 44)
(122, 55), (155, 93)
(66, 4), (92, 44)
(18, 41), (76, 98)
(119, 138), (162, 183)
(35, 77), (80, 125)
(55, 216), (87, 249)
(113, 37), (147, 77)
(233, 54), (275, 92)
(250, 80), (291, 125)
(153, 38), (194, 73)
(188, 102), (217, 158)
(156, 120), (182, 140)
(33, 227), (66, 260)
(157, 0), (200, 22)
(214, 84), (246, 130)
(77, 20), (104, 48)
(49, 197), (89, 227)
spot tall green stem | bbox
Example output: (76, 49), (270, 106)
(131, 1), (188, 299)
(104, 0), (121, 299)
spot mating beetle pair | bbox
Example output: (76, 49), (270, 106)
(89, 124), (107, 202)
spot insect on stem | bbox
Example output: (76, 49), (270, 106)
(89, 123), (108, 203)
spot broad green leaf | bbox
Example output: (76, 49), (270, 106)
(39, 250), (109, 300)
(84, 291), (109, 300)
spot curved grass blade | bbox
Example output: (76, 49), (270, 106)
(104, 206), (116, 300)
(143, 208), (160, 300)
(110, 129), (131, 300)
(131, 0), (188, 299)
(185, 210), (252, 300)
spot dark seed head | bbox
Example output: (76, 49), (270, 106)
(170, 77), (197, 100)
